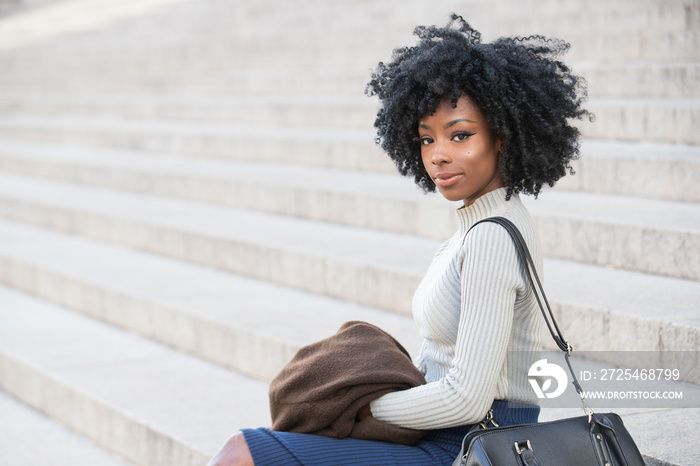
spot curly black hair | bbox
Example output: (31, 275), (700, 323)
(365, 14), (592, 198)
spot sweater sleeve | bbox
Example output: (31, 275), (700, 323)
(369, 223), (521, 429)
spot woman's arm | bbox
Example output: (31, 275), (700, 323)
(369, 223), (521, 430)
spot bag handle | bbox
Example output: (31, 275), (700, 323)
(467, 216), (593, 418)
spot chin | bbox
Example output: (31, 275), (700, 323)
(439, 191), (465, 203)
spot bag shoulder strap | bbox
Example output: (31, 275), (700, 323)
(467, 216), (591, 410)
(467, 216), (568, 352)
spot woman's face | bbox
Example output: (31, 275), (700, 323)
(418, 95), (504, 207)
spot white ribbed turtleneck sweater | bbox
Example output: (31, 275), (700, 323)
(370, 188), (545, 430)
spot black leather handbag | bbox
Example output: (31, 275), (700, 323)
(453, 217), (645, 466)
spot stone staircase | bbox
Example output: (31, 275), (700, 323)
(0, 0), (698, 465)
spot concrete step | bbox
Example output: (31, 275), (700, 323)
(0, 1), (696, 66)
(555, 140), (700, 203)
(584, 97), (700, 145)
(522, 192), (700, 282)
(0, 284), (270, 466)
(0, 116), (699, 190)
(0, 140), (443, 234)
(0, 389), (136, 466)
(0, 172), (432, 315)
(21, 27), (689, 68)
(0, 140), (698, 273)
(0, 167), (697, 282)
(0, 114), (394, 172)
(1, 61), (698, 98)
(579, 62), (700, 98)
(0, 1), (695, 464)
(1, 0), (691, 51)
(0, 173), (698, 331)
(0, 224), (697, 465)
(0, 132), (700, 210)
(0, 215), (697, 358)
(0, 68), (373, 96)
(0, 1), (697, 91)
(496, 0), (699, 33)
(0, 0), (195, 51)
(0, 94), (697, 144)
(0, 93), (380, 130)
(0, 217), (422, 382)
(0, 137), (695, 206)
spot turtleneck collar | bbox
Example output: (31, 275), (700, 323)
(456, 187), (514, 235)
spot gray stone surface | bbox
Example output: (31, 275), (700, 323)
(0, 286), (271, 466)
(0, 390), (135, 466)
(0, 93), (697, 143)
(0, 0), (696, 464)
(542, 258), (700, 354)
(0, 169), (697, 282)
(0, 217), (422, 380)
(0, 120), (698, 202)
(0, 214), (698, 360)
(0, 0), (195, 51)
(583, 98), (700, 145)
(1, 136), (698, 204)
(522, 192), (700, 281)
(0, 114), (393, 172)
(0, 222), (697, 464)
(558, 140), (700, 203)
(0, 0), (696, 68)
(620, 408), (700, 466)
(1, 61), (698, 98)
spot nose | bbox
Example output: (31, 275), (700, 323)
(430, 139), (451, 165)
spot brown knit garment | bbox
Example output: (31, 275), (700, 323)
(269, 321), (427, 445)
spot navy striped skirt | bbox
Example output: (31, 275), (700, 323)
(241, 400), (539, 465)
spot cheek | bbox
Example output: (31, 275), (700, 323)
(474, 141), (499, 167)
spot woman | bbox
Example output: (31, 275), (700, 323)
(208, 14), (590, 465)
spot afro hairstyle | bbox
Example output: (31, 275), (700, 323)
(365, 14), (593, 198)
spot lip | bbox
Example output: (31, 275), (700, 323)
(433, 172), (463, 187)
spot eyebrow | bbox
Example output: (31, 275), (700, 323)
(444, 118), (476, 128)
(419, 118), (477, 130)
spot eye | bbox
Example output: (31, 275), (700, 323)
(452, 132), (474, 142)
(419, 136), (434, 146)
